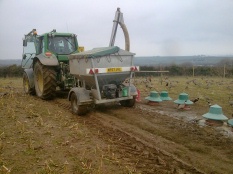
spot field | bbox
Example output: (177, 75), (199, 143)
(0, 76), (233, 174)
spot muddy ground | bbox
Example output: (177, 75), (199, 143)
(0, 79), (233, 174)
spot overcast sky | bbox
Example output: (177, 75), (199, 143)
(0, 0), (233, 59)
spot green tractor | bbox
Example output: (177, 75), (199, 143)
(21, 29), (80, 99)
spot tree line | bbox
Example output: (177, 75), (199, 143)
(0, 64), (23, 77)
(138, 64), (233, 77)
(0, 63), (233, 78)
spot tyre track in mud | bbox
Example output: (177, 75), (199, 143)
(51, 98), (204, 174)
(85, 116), (202, 174)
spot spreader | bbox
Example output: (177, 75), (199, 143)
(68, 46), (139, 115)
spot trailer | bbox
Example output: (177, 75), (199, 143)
(68, 46), (139, 115)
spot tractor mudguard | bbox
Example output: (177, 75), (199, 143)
(68, 88), (93, 105)
(35, 54), (59, 66)
(24, 68), (34, 88)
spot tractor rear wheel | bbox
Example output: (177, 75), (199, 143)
(34, 61), (56, 100)
(70, 92), (88, 116)
(23, 72), (35, 95)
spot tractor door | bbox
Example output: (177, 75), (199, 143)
(21, 35), (41, 69)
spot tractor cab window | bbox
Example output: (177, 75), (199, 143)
(48, 36), (76, 54)
(22, 35), (37, 69)
(37, 37), (44, 54)
(23, 35), (37, 54)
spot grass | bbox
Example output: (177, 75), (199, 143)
(135, 76), (233, 117)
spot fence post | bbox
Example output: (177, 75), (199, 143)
(223, 64), (226, 78)
(193, 66), (195, 77)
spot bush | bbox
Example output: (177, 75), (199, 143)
(0, 65), (23, 77)
(138, 65), (233, 77)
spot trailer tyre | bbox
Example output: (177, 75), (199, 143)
(120, 96), (136, 107)
(70, 93), (88, 116)
(34, 61), (56, 100)
(23, 72), (35, 95)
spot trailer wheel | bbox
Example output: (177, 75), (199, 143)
(70, 93), (88, 116)
(120, 96), (136, 107)
(34, 61), (56, 100)
(23, 72), (35, 95)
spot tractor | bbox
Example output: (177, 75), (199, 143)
(21, 29), (81, 99)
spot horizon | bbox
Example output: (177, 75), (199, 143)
(1, 55), (233, 67)
(1, 54), (233, 60)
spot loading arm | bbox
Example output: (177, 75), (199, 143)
(109, 8), (130, 51)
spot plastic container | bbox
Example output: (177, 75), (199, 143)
(122, 87), (128, 97)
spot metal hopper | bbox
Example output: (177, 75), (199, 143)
(68, 46), (139, 115)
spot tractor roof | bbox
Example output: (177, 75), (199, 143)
(40, 31), (75, 37)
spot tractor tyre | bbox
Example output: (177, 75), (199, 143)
(70, 92), (88, 116)
(34, 61), (56, 100)
(120, 96), (136, 107)
(23, 72), (35, 95)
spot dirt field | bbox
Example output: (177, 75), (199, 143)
(0, 77), (233, 174)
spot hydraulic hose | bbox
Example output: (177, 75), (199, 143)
(119, 22), (130, 51)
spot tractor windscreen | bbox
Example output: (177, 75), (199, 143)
(48, 36), (76, 54)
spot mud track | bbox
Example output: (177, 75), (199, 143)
(52, 97), (207, 174)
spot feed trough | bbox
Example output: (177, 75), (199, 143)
(145, 91), (162, 106)
(202, 104), (228, 127)
(160, 91), (172, 101)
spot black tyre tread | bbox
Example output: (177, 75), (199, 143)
(120, 96), (136, 107)
(42, 68), (56, 98)
(34, 61), (57, 100)
(77, 106), (88, 116)
(126, 98), (136, 107)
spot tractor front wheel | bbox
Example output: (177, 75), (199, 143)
(23, 72), (35, 95)
(34, 61), (56, 100)
(70, 93), (88, 116)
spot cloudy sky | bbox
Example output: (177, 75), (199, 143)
(0, 0), (233, 59)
